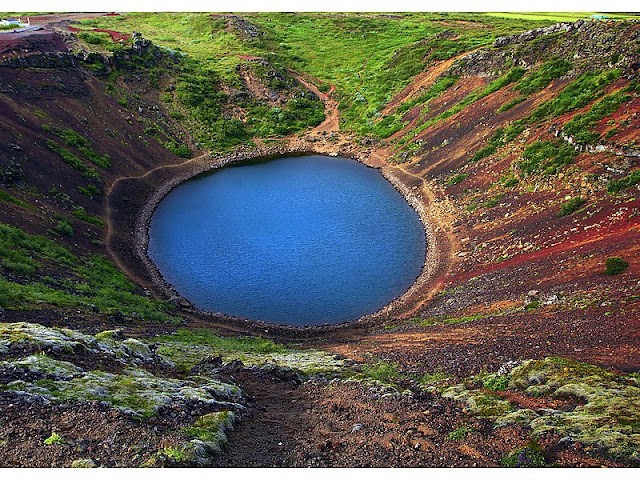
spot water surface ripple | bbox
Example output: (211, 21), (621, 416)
(148, 155), (426, 326)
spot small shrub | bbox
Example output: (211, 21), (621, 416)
(483, 374), (511, 391)
(501, 440), (547, 467)
(446, 173), (468, 186)
(559, 196), (586, 216)
(44, 432), (64, 446)
(362, 361), (402, 384)
(73, 208), (105, 227)
(605, 257), (629, 276)
(607, 170), (640, 194)
(79, 184), (101, 198)
(448, 425), (475, 441)
(53, 219), (74, 237)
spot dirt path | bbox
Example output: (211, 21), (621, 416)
(288, 70), (339, 133)
(104, 151), (213, 286)
(380, 54), (463, 116)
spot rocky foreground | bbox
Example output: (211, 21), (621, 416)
(1, 322), (638, 467)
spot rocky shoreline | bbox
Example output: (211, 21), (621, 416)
(107, 140), (444, 337)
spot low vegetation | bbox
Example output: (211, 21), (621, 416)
(559, 196), (586, 216)
(604, 256), (629, 275)
(0, 224), (176, 323)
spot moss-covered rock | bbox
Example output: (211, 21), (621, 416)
(1, 355), (243, 419)
(0, 322), (168, 368)
(449, 357), (640, 460)
(441, 384), (514, 417)
(71, 458), (96, 468)
(142, 411), (237, 467)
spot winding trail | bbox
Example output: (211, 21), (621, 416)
(104, 63), (458, 330)
(104, 152), (213, 286)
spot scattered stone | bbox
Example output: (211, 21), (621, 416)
(71, 458), (96, 468)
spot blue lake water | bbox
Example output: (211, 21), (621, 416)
(148, 155), (426, 326)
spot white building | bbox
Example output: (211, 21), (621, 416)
(1, 17), (30, 27)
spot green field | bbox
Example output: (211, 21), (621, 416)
(81, 12), (565, 134)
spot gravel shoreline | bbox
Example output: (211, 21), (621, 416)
(108, 141), (444, 336)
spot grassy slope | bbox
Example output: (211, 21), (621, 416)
(83, 13), (561, 134)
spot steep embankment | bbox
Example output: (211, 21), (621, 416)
(1, 13), (640, 468)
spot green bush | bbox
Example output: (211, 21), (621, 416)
(518, 141), (577, 176)
(501, 440), (547, 467)
(607, 170), (640, 194)
(605, 257), (629, 276)
(515, 58), (572, 95)
(559, 196), (586, 216)
(53, 219), (74, 237)
(166, 142), (191, 158)
(77, 31), (111, 46)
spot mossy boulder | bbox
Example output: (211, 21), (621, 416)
(1, 355), (243, 419)
(441, 384), (514, 417)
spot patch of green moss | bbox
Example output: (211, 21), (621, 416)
(504, 358), (640, 459)
(441, 384), (514, 417)
(44, 432), (64, 446)
(182, 410), (236, 452)
(501, 440), (547, 467)
(156, 328), (344, 375)
(1, 355), (242, 419)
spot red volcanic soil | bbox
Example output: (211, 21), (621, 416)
(0, 30), (67, 56)
(67, 26), (130, 42)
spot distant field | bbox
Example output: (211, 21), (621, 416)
(483, 12), (639, 21)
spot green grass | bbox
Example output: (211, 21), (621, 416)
(562, 90), (632, 144)
(87, 12), (559, 137)
(607, 170), (640, 194)
(361, 360), (402, 383)
(529, 69), (621, 124)
(0, 223), (176, 322)
(515, 58), (572, 95)
(402, 68), (528, 143)
(157, 328), (287, 354)
(446, 172), (468, 186)
(485, 12), (639, 21)
(72, 208), (105, 227)
(46, 140), (101, 181)
(559, 196), (586, 216)
(518, 140), (577, 176)
(0, 189), (32, 210)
